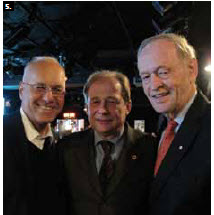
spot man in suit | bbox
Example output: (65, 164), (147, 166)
(59, 71), (156, 215)
(137, 33), (211, 215)
(4, 57), (67, 215)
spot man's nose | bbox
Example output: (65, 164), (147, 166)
(43, 89), (55, 101)
(97, 100), (108, 113)
(150, 74), (163, 90)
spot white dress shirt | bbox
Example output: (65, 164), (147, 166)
(20, 108), (54, 150)
(159, 91), (197, 147)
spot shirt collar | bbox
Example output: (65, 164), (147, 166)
(20, 108), (53, 142)
(94, 126), (124, 146)
(173, 90), (197, 126)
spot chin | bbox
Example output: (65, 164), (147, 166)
(38, 117), (55, 124)
(153, 105), (170, 114)
(97, 128), (111, 133)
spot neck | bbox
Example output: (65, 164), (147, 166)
(168, 86), (196, 119)
(100, 132), (119, 140)
(33, 123), (50, 136)
(98, 128), (123, 140)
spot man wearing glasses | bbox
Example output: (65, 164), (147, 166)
(4, 57), (67, 215)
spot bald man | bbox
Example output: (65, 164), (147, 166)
(4, 57), (67, 215)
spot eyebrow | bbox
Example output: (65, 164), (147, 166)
(140, 66), (168, 74)
(90, 96), (117, 100)
(36, 83), (63, 87)
(90, 97), (100, 101)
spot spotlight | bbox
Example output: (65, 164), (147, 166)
(204, 64), (211, 73)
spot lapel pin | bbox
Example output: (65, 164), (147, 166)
(178, 145), (183, 150)
(131, 154), (137, 160)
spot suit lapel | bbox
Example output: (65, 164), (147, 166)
(151, 91), (209, 200)
(106, 125), (145, 196)
(106, 138), (130, 196)
(70, 130), (102, 196)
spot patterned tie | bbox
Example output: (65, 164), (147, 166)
(99, 140), (115, 194)
(154, 120), (178, 176)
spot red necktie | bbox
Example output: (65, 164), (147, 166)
(154, 120), (178, 176)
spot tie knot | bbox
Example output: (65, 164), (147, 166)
(99, 140), (114, 155)
(166, 120), (178, 132)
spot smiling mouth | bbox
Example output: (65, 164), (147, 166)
(37, 105), (56, 111)
(151, 92), (169, 98)
(97, 119), (112, 123)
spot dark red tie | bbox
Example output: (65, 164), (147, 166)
(99, 140), (115, 194)
(154, 120), (178, 176)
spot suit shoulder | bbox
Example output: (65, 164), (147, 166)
(4, 112), (20, 126)
(3, 112), (22, 137)
(201, 103), (210, 130)
(198, 99), (210, 127)
(63, 129), (90, 140)
(133, 128), (155, 138)
(130, 129), (156, 159)
(58, 129), (92, 148)
(131, 128), (156, 146)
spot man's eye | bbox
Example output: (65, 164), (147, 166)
(52, 87), (63, 93)
(36, 85), (46, 90)
(107, 100), (117, 104)
(141, 74), (150, 80)
(158, 69), (168, 78)
(91, 100), (100, 104)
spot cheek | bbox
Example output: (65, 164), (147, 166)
(87, 107), (95, 119)
(25, 95), (36, 107)
(142, 84), (150, 96)
(115, 108), (127, 119)
(58, 98), (65, 108)
(162, 79), (176, 93)
(170, 78), (184, 94)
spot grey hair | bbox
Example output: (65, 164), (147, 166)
(137, 33), (196, 61)
(23, 56), (65, 81)
(83, 70), (131, 104)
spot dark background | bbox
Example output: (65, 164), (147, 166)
(3, 1), (211, 132)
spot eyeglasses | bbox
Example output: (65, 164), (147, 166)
(22, 82), (65, 96)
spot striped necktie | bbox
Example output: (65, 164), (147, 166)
(98, 140), (115, 194)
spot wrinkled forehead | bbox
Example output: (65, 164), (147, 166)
(90, 76), (118, 86)
(140, 39), (178, 57)
(89, 77), (122, 95)
(138, 40), (179, 71)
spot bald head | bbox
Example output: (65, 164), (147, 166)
(23, 56), (66, 83)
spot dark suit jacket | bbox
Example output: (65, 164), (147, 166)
(3, 112), (66, 215)
(58, 123), (156, 215)
(149, 91), (211, 215)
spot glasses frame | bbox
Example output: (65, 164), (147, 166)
(22, 82), (65, 96)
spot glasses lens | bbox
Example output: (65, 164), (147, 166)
(35, 85), (47, 93)
(52, 87), (64, 95)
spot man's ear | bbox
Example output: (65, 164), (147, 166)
(84, 103), (88, 115)
(188, 59), (198, 83)
(126, 101), (132, 115)
(19, 82), (23, 101)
